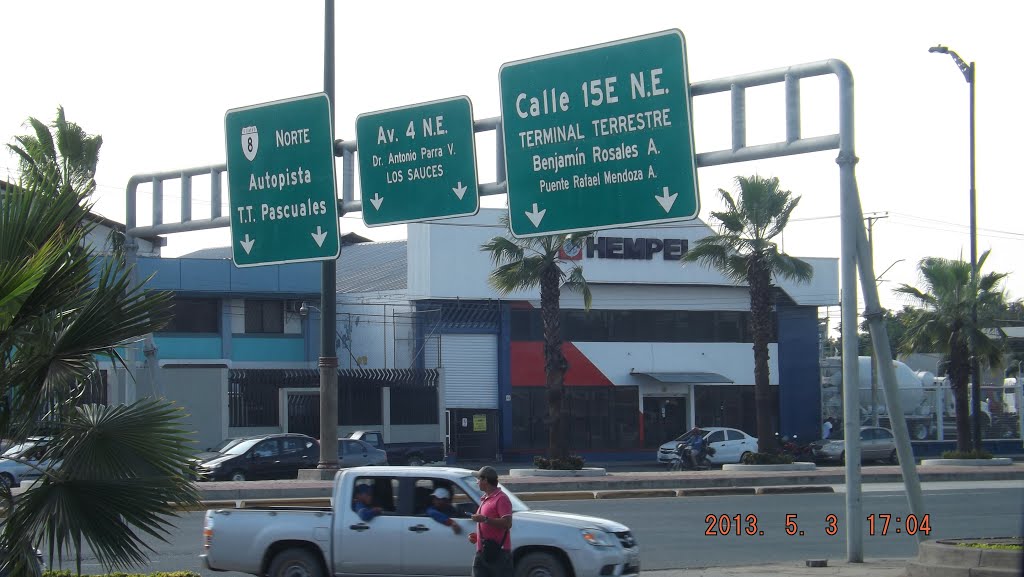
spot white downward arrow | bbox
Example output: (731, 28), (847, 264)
(452, 181), (468, 200)
(240, 234), (255, 254)
(370, 192), (384, 210)
(655, 186), (678, 213)
(525, 203), (546, 228)
(312, 226), (328, 247)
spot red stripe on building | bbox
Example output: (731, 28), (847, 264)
(510, 341), (613, 387)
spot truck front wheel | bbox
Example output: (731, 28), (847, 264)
(515, 552), (567, 577)
(268, 548), (323, 577)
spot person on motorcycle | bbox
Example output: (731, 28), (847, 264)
(686, 427), (706, 469)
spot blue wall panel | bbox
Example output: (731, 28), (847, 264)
(229, 265), (279, 292)
(153, 335), (222, 359)
(232, 335), (306, 362)
(136, 259), (181, 290)
(180, 260), (231, 291)
(278, 263), (321, 292)
(777, 305), (821, 441)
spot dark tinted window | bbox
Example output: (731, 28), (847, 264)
(160, 297), (219, 333)
(245, 300), (284, 333)
(726, 429), (745, 441)
(706, 430), (726, 443)
(253, 439), (280, 458)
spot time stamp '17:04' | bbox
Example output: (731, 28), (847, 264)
(705, 514), (933, 537)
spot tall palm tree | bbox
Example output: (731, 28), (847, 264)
(894, 251), (1008, 452)
(682, 175), (813, 454)
(482, 216), (592, 460)
(1, 117), (198, 574)
(7, 106), (102, 197)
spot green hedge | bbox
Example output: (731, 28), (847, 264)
(533, 455), (585, 470)
(44, 572), (200, 577)
(741, 452), (794, 465)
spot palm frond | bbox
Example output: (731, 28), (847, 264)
(563, 265), (592, 310)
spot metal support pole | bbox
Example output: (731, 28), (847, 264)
(834, 61), (862, 563)
(968, 61), (982, 451)
(317, 0), (339, 471)
(864, 213), (887, 427)
(851, 186), (928, 543)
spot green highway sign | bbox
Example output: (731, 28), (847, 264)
(225, 93), (340, 267)
(499, 30), (699, 237)
(356, 96), (479, 226)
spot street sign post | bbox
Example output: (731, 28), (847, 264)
(225, 93), (340, 267)
(356, 96), (479, 226)
(499, 30), (699, 237)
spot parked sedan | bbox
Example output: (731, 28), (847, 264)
(0, 437), (56, 488)
(656, 427), (758, 465)
(195, 433), (319, 481)
(810, 426), (898, 464)
(338, 438), (388, 467)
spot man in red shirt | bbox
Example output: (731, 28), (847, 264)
(468, 466), (513, 577)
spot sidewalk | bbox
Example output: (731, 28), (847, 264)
(643, 558), (910, 577)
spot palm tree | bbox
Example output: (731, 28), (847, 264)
(7, 106), (102, 197)
(1, 116), (199, 574)
(894, 251), (1008, 452)
(682, 175), (813, 454)
(482, 216), (592, 460)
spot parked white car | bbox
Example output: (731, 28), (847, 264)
(656, 427), (758, 465)
(0, 437), (56, 488)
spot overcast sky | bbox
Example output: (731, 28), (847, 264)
(3, 1), (1021, 321)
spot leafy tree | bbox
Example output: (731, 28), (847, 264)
(482, 217), (591, 459)
(895, 251), (1008, 452)
(683, 176), (813, 453)
(1, 112), (199, 575)
(858, 306), (913, 358)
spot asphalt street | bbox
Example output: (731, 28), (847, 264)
(41, 481), (1024, 577)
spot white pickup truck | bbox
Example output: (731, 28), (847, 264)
(201, 466), (640, 577)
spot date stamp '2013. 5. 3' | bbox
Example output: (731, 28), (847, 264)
(704, 513), (933, 537)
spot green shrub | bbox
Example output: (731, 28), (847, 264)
(956, 543), (1023, 551)
(940, 449), (993, 460)
(44, 572), (202, 577)
(533, 455), (585, 470)
(740, 452), (794, 465)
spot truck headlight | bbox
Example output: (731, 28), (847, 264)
(581, 529), (615, 547)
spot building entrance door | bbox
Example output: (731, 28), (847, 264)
(450, 409), (499, 460)
(643, 397), (687, 448)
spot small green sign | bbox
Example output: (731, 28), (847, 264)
(499, 30), (699, 237)
(225, 93), (340, 267)
(356, 96), (479, 226)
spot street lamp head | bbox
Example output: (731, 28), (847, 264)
(299, 302), (310, 318)
(929, 45), (949, 54)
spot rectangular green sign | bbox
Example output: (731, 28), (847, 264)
(499, 30), (699, 237)
(356, 96), (479, 226)
(225, 93), (340, 267)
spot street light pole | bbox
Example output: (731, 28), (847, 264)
(864, 212), (888, 427)
(929, 44), (982, 451)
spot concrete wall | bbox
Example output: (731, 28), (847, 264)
(160, 367), (227, 452)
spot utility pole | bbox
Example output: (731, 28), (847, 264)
(865, 212), (888, 427)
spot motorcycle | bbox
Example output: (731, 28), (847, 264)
(667, 443), (715, 471)
(778, 435), (814, 461)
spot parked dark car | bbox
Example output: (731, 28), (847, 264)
(193, 437), (244, 463)
(348, 431), (444, 466)
(195, 433), (319, 481)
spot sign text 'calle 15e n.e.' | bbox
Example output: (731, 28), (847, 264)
(499, 30), (700, 237)
(225, 93), (340, 267)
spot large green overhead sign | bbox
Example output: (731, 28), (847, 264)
(499, 30), (699, 237)
(356, 96), (479, 226)
(225, 93), (340, 267)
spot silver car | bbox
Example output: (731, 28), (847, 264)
(338, 438), (388, 467)
(810, 426), (898, 464)
(0, 437), (56, 488)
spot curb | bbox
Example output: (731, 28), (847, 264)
(594, 489), (678, 499)
(755, 486), (835, 495)
(677, 487), (757, 497)
(516, 491), (597, 501)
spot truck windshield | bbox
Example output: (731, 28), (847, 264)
(460, 476), (531, 512)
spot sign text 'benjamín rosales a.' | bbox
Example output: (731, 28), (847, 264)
(500, 30), (700, 238)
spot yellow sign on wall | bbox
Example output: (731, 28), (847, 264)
(473, 414), (487, 432)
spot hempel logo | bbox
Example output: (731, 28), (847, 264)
(559, 237), (688, 261)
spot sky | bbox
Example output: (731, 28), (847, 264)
(3, 1), (1021, 323)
